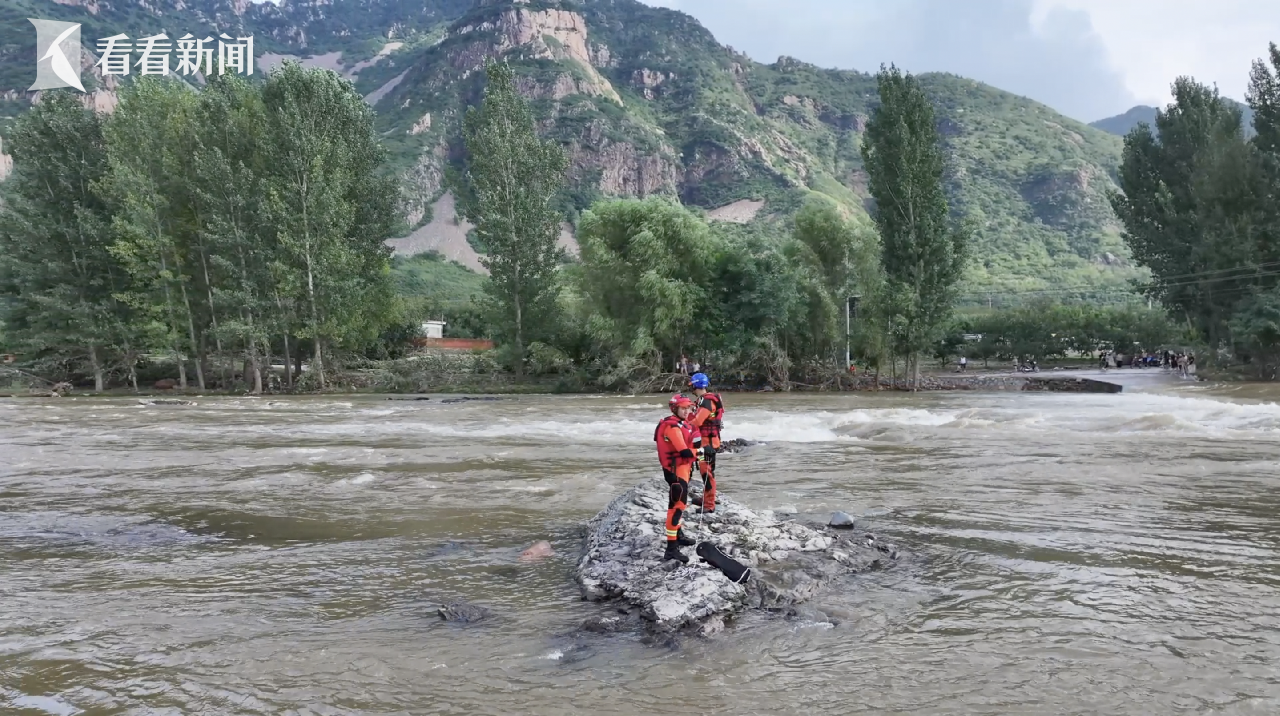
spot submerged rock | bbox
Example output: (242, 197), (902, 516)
(580, 615), (625, 634)
(576, 477), (898, 633)
(717, 438), (756, 454)
(138, 399), (196, 406)
(438, 601), (492, 623)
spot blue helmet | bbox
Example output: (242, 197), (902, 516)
(689, 372), (710, 389)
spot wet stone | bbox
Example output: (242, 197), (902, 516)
(829, 511), (856, 529)
(437, 601), (492, 623)
(575, 477), (899, 633)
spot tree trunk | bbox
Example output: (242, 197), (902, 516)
(259, 339), (271, 394)
(304, 248), (326, 388)
(199, 250), (227, 389)
(251, 344), (263, 395)
(282, 335), (294, 390)
(294, 348), (304, 387)
(88, 344), (104, 392)
(159, 254), (187, 389)
(177, 276), (206, 390)
(512, 289), (524, 377)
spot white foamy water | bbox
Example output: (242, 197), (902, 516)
(4, 379), (1280, 715)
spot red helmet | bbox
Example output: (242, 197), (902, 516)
(668, 394), (693, 411)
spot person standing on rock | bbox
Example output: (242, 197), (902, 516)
(688, 372), (724, 515)
(655, 394), (699, 563)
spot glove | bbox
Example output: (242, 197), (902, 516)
(701, 446), (715, 460)
(678, 448), (695, 459)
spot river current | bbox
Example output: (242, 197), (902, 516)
(3, 371), (1280, 715)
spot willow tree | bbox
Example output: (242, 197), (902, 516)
(785, 198), (883, 367)
(861, 64), (968, 388)
(576, 197), (718, 372)
(456, 60), (568, 375)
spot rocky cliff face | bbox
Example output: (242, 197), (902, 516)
(564, 120), (679, 197)
(449, 4), (620, 103)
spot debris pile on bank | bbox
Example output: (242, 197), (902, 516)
(576, 477), (898, 633)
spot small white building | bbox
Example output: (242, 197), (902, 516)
(423, 320), (447, 339)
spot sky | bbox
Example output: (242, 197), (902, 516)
(640, 0), (1280, 123)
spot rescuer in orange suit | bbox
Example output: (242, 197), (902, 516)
(687, 372), (724, 514)
(655, 394), (699, 562)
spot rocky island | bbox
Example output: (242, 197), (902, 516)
(576, 476), (900, 634)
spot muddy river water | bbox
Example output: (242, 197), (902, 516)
(3, 371), (1280, 714)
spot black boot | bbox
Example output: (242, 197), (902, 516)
(662, 542), (689, 563)
(697, 507), (715, 515)
(676, 530), (696, 546)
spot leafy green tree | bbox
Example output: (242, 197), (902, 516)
(260, 61), (399, 388)
(1112, 78), (1260, 350)
(456, 60), (568, 376)
(861, 64), (968, 388)
(576, 197), (718, 371)
(0, 91), (129, 391)
(102, 77), (207, 389)
(191, 74), (273, 393)
(785, 198), (883, 368)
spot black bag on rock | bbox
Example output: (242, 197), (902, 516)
(696, 542), (751, 584)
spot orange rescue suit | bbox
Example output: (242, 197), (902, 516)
(689, 393), (724, 512)
(690, 392), (724, 449)
(654, 414), (696, 479)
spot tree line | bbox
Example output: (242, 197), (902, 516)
(940, 302), (1185, 367)
(0, 65), (400, 391)
(1, 60), (975, 392)
(455, 61), (968, 391)
(1112, 42), (1280, 378)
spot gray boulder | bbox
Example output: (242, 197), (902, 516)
(717, 438), (756, 454)
(576, 477), (898, 633)
(438, 601), (492, 623)
(829, 511), (856, 529)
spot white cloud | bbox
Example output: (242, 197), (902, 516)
(640, 0), (1280, 121)
(640, 0), (1135, 121)
(1032, 0), (1280, 106)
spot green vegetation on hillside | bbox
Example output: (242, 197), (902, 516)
(4, 0), (1153, 297)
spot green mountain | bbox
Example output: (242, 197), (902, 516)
(1092, 100), (1256, 138)
(1, 0), (1144, 294)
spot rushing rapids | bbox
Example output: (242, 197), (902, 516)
(4, 371), (1280, 714)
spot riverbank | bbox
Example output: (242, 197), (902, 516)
(2, 360), (1196, 398)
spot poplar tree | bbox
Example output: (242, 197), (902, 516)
(260, 61), (398, 388)
(457, 60), (568, 375)
(861, 64), (968, 388)
(0, 91), (128, 390)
